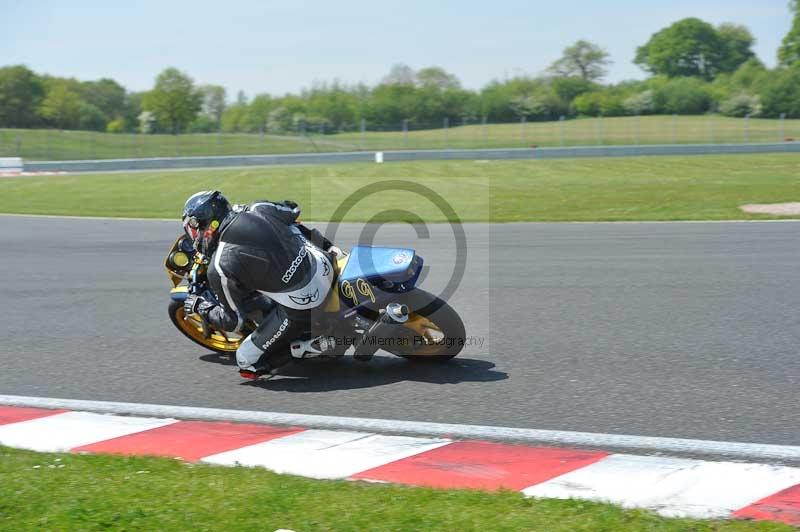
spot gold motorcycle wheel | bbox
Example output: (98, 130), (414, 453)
(168, 300), (243, 354)
(390, 291), (466, 361)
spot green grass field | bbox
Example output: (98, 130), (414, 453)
(1, 154), (799, 222)
(1, 115), (798, 161)
(0, 446), (789, 531)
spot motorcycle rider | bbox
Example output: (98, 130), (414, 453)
(180, 190), (342, 380)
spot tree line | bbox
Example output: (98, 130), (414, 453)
(1, 5), (799, 135)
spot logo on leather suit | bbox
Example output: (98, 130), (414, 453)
(282, 246), (308, 283)
(262, 318), (289, 350)
(288, 288), (320, 306)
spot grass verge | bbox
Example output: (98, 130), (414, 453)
(2, 115), (799, 161)
(1, 154), (799, 222)
(0, 446), (790, 531)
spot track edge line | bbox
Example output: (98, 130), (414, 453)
(0, 394), (798, 464)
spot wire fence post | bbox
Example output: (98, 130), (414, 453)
(708, 116), (714, 144)
(45, 129), (51, 160)
(520, 115), (527, 145)
(744, 114), (750, 143)
(672, 114), (678, 144)
(443, 117), (449, 148)
(780, 113), (786, 142)
(482, 116), (488, 146)
(559, 115), (565, 147)
(15, 133), (21, 157)
(359, 119), (366, 151)
(595, 116), (603, 146)
(402, 119), (408, 148)
(635, 113), (641, 145)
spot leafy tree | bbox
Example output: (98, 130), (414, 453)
(123, 92), (144, 132)
(717, 24), (755, 73)
(188, 115), (218, 133)
(548, 40), (612, 81)
(142, 68), (202, 133)
(381, 63), (416, 86)
(652, 77), (711, 114)
(79, 78), (126, 119)
(199, 84), (227, 129)
(730, 58), (768, 89)
(572, 90), (626, 116)
(220, 102), (249, 132)
(106, 118), (125, 133)
(510, 94), (545, 118)
(138, 111), (156, 133)
(779, 0), (800, 66)
(719, 93), (762, 117)
(416, 67), (461, 90)
(550, 76), (597, 106)
(364, 83), (417, 125)
(301, 83), (361, 130)
(266, 106), (292, 132)
(39, 80), (84, 129)
(635, 18), (725, 79)
(478, 77), (563, 121)
(0, 65), (44, 127)
(246, 93), (273, 132)
(78, 102), (109, 131)
(623, 90), (655, 115)
(760, 63), (800, 117)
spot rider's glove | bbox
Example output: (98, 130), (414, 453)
(183, 294), (204, 316)
(328, 245), (343, 257)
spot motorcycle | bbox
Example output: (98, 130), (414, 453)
(164, 235), (466, 362)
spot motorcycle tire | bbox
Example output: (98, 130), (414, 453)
(168, 299), (241, 355)
(380, 289), (466, 361)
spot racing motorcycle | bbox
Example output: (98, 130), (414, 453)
(164, 235), (466, 362)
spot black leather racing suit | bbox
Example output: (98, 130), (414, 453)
(195, 200), (335, 372)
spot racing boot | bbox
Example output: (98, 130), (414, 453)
(238, 367), (278, 380)
(290, 336), (337, 359)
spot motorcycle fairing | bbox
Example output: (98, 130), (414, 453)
(335, 245), (423, 309)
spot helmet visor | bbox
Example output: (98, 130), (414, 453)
(182, 215), (200, 242)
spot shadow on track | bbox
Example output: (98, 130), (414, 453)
(198, 353), (507, 392)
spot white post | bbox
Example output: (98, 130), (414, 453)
(375, 151), (384, 164)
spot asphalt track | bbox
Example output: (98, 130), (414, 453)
(1, 216), (798, 446)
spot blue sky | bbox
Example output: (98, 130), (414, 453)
(1, 0), (791, 97)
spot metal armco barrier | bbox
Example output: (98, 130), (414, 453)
(23, 142), (800, 173)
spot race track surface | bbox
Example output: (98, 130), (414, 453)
(1, 216), (798, 445)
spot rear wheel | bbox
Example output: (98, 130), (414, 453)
(168, 299), (243, 355)
(381, 290), (466, 361)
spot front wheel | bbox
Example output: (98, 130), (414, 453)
(381, 290), (466, 361)
(168, 299), (243, 355)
